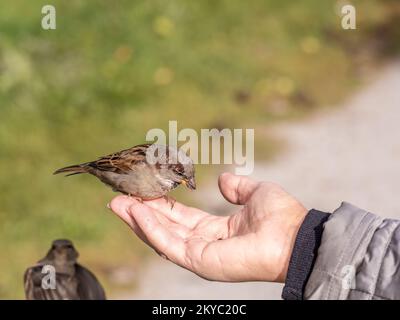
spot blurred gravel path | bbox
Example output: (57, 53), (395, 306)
(120, 60), (400, 299)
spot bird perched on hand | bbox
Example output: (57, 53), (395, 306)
(54, 144), (196, 201)
(24, 239), (106, 300)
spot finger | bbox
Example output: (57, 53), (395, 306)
(144, 198), (208, 228)
(152, 209), (191, 239)
(146, 198), (231, 241)
(218, 172), (259, 205)
(109, 195), (139, 229)
(109, 195), (152, 246)
(110, 196), (190, 241)
(127, 201), (188, 267)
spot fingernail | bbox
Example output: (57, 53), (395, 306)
(106, 203), (111, 209)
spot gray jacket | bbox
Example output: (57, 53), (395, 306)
(305, 202), (400, 300)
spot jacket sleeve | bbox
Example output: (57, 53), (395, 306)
(304, 202), (400, 300)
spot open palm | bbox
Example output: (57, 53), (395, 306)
(110, 172), (307, 283)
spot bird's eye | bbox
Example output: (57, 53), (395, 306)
(174, 170), (184, 176)
(173, 164), (185, 176)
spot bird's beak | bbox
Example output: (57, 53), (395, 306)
(182, 177), (196, 190)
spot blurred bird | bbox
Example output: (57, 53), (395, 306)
(24, 239), (106, 300)
(53, 144), (196, 201)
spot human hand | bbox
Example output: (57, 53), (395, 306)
(109, 172), (308, 283)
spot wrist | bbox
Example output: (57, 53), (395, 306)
(278, 207), (308, 282)
(256, 204), (308, 283)
(282, 209), (331, 299)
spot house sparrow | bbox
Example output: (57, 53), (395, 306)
(53, 144), (196, 200)
(24, 239), (106, 300)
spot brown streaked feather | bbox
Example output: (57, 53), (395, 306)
(53, 144), (152, 176)
(53, 164), (88, 176)
(87, 144), (151, 174)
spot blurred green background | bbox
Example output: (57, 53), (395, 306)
(0, 0), (399, 298)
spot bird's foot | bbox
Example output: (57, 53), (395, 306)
(136, 197), (144, 204)
(163, 195), (176, 210)
(128, 194), (143, 203)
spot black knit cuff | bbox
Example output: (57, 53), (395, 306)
(281, 209), (330, 300)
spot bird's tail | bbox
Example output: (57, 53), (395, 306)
(53, 163), (89, 177)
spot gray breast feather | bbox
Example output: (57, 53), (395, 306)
(92, 166), (171, 199)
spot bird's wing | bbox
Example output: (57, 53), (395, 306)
(24, 265), (61, 300)
(24, 265), (40, 300)
(75, 264), (106, 300)
(24, 264), (80, 300)
(88, 144), (152, 174)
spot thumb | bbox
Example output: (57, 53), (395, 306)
(218, 172), (259, 205)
